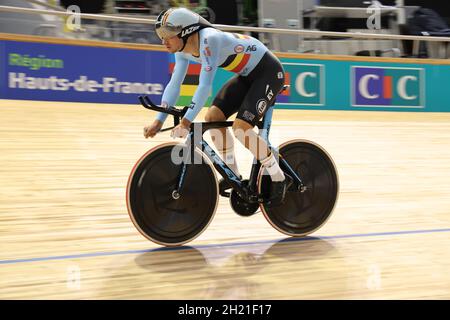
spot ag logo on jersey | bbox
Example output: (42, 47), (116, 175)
(256, 99), (268, 115)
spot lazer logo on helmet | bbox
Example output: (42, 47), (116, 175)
(352, 67), (425, 108)
(181, 26), (200, 38)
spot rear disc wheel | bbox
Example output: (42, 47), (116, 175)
(258, 140), (339, 236)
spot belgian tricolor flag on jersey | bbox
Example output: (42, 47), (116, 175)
(217, 34), (252, 73)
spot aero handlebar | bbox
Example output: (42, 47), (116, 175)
(138, 95), (189, 132)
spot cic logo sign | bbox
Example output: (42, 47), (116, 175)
(283, 63), (325, 106)
(352, 66), (425, 108)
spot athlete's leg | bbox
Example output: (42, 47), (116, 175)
(232, 119), (285, 182)
(205, 106), (240, 177)
(234, 51), (285, 182)
(232, 51), (287, 204)
(206, 75), (249, 179)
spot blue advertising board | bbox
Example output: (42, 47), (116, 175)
(0, 41), (169, 104)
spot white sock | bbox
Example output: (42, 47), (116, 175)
(260, 152), (285, 182)
(219, 146), (241, 177)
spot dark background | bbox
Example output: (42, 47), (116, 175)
(58, 0), (450, 26)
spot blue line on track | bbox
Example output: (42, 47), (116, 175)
(1, 228), (450, 265)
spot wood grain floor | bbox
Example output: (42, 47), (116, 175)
(1, 99), (450, 299)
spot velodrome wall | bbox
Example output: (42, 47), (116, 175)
(1, 33), (450, 112)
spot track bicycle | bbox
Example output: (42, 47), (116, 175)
(126, 86), (339, 246)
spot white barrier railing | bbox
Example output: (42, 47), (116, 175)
(1, 4), (450, 43)
(26, 0), (64, 12)
(0, 5), (153, 24)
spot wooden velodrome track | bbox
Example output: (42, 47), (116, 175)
(1, 98), (450, 300)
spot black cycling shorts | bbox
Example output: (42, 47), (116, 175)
(212, 50), (285, 127)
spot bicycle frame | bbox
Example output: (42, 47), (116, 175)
(138, 95), (305, 204)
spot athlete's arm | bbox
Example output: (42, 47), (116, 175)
(183, 34), (220, 123)
(155, 53), (189, 123)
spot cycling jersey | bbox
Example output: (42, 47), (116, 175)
(156, 27), (268, 123)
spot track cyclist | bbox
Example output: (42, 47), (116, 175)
(144, 7), (289, 205)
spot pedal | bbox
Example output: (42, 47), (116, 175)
(263, 175), (292, 208)
(220, 190), (231, 197)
